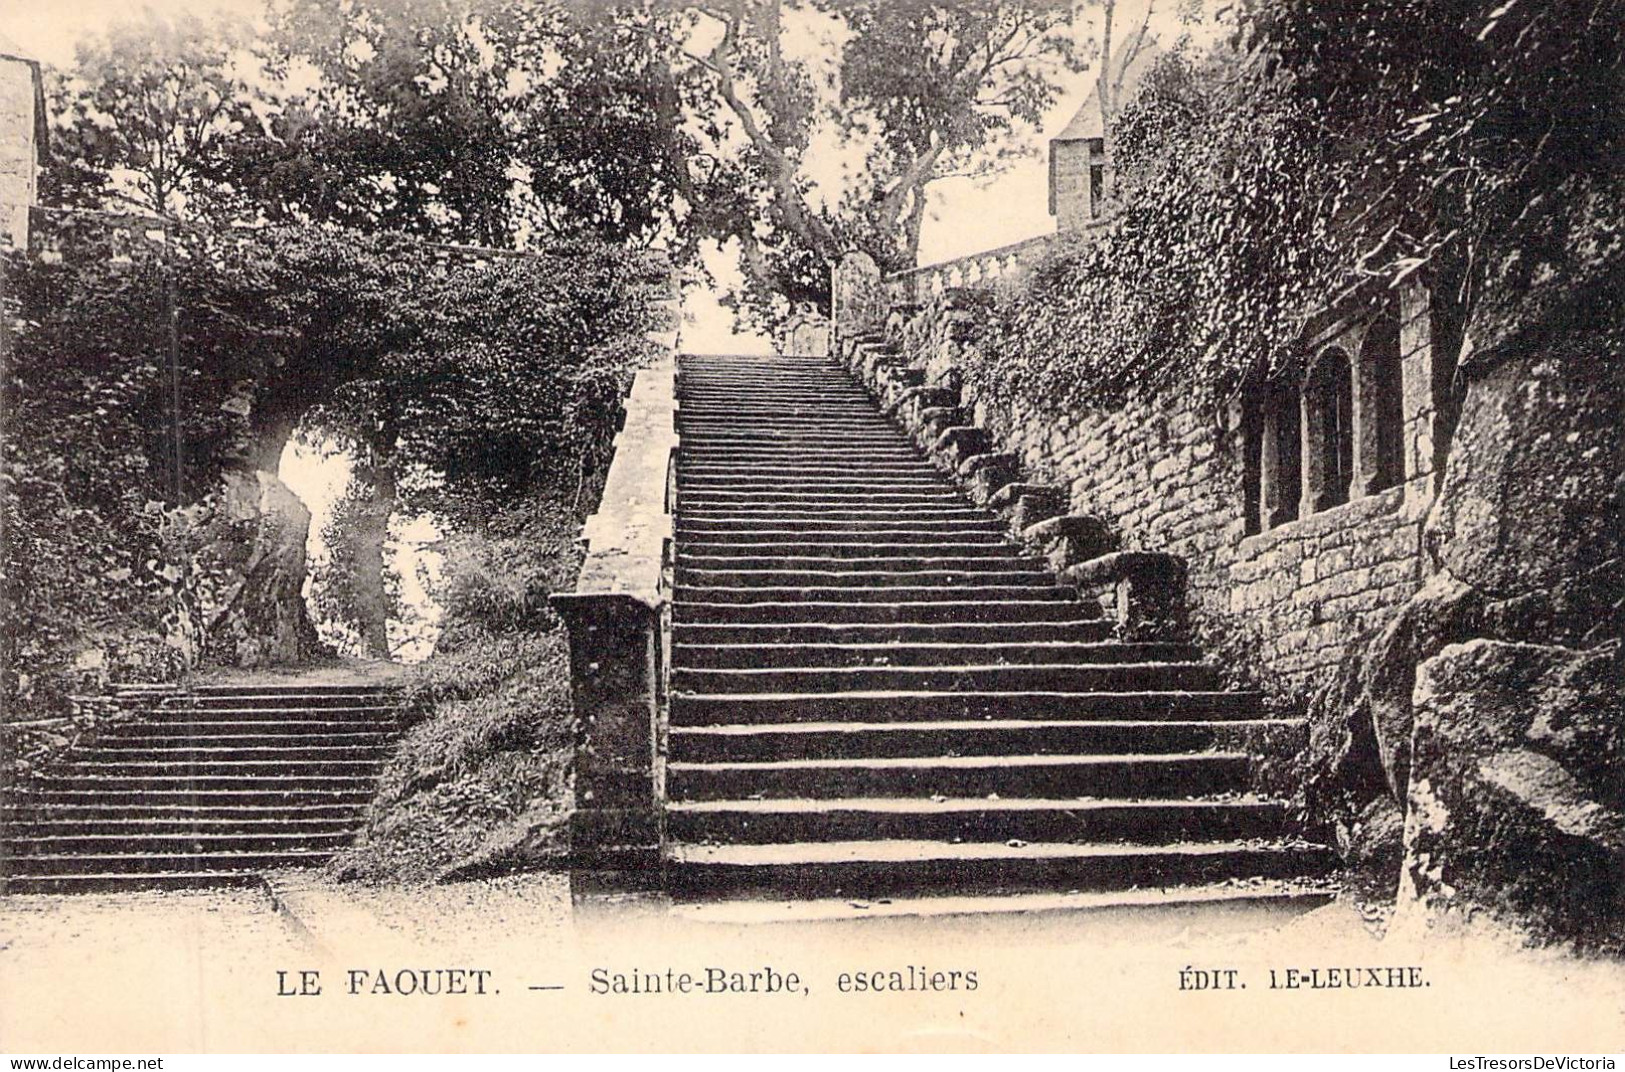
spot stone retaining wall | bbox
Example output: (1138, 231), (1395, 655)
(834, 252), (1452, 697)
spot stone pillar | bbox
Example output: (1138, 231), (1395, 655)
(0, 48), (42, 250)
(1261, 380), (1300, 529)
(832, 251), (886, 343)
(551, 593), (664, 886)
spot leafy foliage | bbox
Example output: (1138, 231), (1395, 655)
(971, 0), (1625, 416)
(2, 213), (668, 717)
(42, 1), (1103, 325)
(326, 500), (583, 883)
(44, 12), (260, 217)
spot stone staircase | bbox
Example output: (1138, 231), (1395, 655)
(664, 353), (1332, 903)
(2, 682), (400, 894)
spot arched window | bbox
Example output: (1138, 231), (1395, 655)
(1303, 347), (1354, 514)
(1262, 374), (1302, 529)
(1241, 380), (1265, 537)
(1355, 308), (1405, 494)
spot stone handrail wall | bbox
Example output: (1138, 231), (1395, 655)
(571, 354), (679, 606)
(550, 352), (678, 889)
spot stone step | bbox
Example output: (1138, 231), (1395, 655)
(672, 584), (1076, 605)
(680, 508), (987, 525)
(677, 543), (1022, 562)
(682, 415), (896, 428)
(123, 705), (399, 721)
(676, 532), (1013, 550)
(681, 414), (887, 425)
(3, 802), (367, 822)
(670, 689), (1264, 725)
(673, 661), (1219, 695)
(666, 752), (1251, 801)
(4, 679), (400, 894)
(672, 640), (1198, 669)
(681, 447), (924, 460)
(105, 719), (397, 734)
(668, 718), (1293, 762)
(653, 352), (1328, 904)
(164, 683), (398, 697)
(24, 786), (379, 806)
(0, 872), (273, 895)
(150, 691), (396, 704)
(675, 568), (1053, 589)
(95, 741), (392, 758)
(57, 757), (388, 777)
(678, 466), (944, 480)
(3, 849), (337, 877)
(672, 620), (1113, 645)
(677, 554), (1048, 572)
(4, 816), (361, 836)
(683, 433), (910, 446)
(680, 489), (963, 505)
(665, 796), (1293, 844)
(664, 839), (1333, 900)
(673, 599), (1097, 625)
(5, 831), (354, 856)
(678, 518), (1006, 535)
(681, 481), (961, 496)
(32, 771), (378, 791)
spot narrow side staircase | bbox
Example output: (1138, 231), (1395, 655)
(665, 352), (1332, 905)
(2, 682), (401, 894)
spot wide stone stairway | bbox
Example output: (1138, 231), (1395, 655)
(664, 353), (1332, 904)
(2, 682), (400, 893)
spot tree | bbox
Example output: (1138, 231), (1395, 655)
(216, 0), (700, 248)
(645, 0), (1087, 318)
(837, 0), (1087, 260)
(45, 12), (259, 217)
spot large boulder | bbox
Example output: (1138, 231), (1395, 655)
(1401, 638), (1624, 950)
(1425, 304), (1625, 648)
(1363, 571), (1485, 800)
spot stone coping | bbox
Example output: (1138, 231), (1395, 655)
(561, 353), (678, 611)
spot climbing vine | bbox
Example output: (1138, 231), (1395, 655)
(966, 0), (1625, 416)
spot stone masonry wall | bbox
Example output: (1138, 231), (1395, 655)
(842, 258), (1448, 698)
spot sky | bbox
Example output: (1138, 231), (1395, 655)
(0, 0), (1199, 353)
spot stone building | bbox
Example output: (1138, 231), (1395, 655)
(0, 37), (45, 250)
(1048, 41), (1161, 234)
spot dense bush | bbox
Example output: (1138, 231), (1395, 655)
(2, 212), (669, 722)
(327, 501), (584, 883)
(970, 0), (1625, 416)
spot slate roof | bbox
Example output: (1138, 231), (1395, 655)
(1052, 38), (1165, 143)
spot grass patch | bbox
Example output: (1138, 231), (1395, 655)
(328, 502), (584, 885)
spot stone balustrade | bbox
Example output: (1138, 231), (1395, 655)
(885, 234), (1054, 305)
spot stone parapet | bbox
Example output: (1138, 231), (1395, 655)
(551, 354), (677, 892)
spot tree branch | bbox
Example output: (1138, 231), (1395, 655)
(696, 2), (837, 256)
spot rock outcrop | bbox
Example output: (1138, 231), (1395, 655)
(1402, 639), (1624, 949)
(201, 467), (324, 668)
